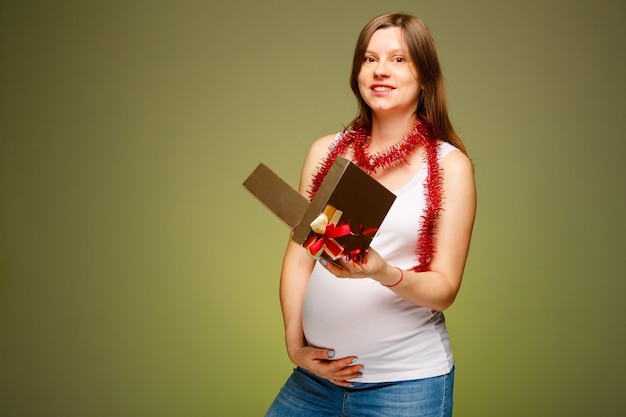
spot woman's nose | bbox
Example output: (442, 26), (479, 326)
(374, 61), (390, 77)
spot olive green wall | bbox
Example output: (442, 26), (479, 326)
(1, 0), (625, 416)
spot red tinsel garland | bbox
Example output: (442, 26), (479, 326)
(308, 118), (443, 272)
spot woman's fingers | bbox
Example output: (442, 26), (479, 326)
(319, 256), (366, 278)
(329, 364), (363, 386)
(316, 356), (363, 386)
(299, 337), (365, 387)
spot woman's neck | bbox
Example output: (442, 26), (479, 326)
(369, 113), (417, 152)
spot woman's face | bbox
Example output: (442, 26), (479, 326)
(357, 27), (421, 118)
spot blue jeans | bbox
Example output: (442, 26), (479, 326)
(265, 365), (455, 417)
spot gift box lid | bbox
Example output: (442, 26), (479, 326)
(242, 162), (309, 230)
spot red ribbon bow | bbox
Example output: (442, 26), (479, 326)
(304, 223), (352, 260)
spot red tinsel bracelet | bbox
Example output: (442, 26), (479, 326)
(382, 267), (404, 288)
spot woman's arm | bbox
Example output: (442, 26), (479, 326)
(390, 150), (476, 310)
(279, 240), (315, 363)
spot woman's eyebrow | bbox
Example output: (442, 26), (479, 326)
(364, 48), (407, 55)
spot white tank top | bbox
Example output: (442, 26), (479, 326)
(302, 142), (459, 383)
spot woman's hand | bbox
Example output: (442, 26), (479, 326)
(290, 345), (363, 387)
(318, 248), (400, 286)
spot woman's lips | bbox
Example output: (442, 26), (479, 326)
(371, 84), (394, 92)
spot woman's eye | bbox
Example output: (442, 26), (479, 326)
(363, 56), (376, 63)
(394, 56), (407, 63)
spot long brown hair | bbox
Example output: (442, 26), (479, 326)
(349, 13), (467, 154)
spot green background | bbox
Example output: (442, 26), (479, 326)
(1, 0), (625, 416)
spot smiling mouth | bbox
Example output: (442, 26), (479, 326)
(372, 86), (393, 92)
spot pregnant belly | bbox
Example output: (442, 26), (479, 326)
(302, 268), (431, 360)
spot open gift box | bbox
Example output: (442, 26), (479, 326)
(242, 156), (396, 268)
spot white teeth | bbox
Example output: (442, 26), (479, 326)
(373, 86), (392, 92)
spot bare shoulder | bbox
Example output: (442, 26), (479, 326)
(305, 134), (337, 163)
(440, 147), (475, 178)
(298, 133), (338, 194)
(439, 147), (476, 219)
(439, 147), (476, 205)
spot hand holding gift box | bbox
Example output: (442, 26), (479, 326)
(242, 156), (396, 269)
